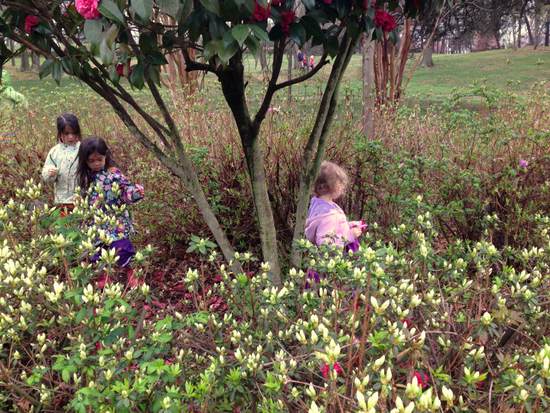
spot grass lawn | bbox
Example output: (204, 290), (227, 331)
(3, 47), (550, 112)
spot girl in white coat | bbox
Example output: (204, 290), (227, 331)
(41, 113), (82, 215)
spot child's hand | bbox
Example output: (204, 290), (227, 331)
(48, 167), (58, 177)
(350, 220), (367, 238)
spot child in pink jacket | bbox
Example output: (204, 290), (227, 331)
(305, 161), (365, 252)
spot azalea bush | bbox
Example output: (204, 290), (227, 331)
(1, 180), (549, 411)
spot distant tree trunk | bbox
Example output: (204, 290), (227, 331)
(362, 34), (375, 138)
(259, 42), (268, 73)
(545, 21), (550, 46)
(533, 0), (544, 49)
(287, 49), (292, 105)
(525, 15), (535, 45)
(31, 53), (40, 71)
(10, 40), (15, 66)
(421, 42), (434, 67)
(518, 0), (529, 48)
(20, 51), (29, 72)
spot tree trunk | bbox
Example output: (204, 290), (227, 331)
(421, 42), (434, 67)
(362, 34), (375, 139)
(10, 40), (15, 66)
(218, 58), (282, 285)
(20, 51), (29, 72)
(533, 0), (544, 49)
(287, 49), (292, 105)
(31, 53), (40, 71)
(259, 42), (268, 74)
(545, 20), (550, 46)
(525, 15), (535, 45)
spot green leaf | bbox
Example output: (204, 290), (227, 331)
(129, 63), (145, 88)
(250, 24), (269, 42)
(39, 59), (55, 79)
(231, 24), (250, 47)
(158, 0), (180, 18)
(99, 39), (114, 65)
(218, 41), (238, 64)
(98, 0), (126, 25)
(289, 22), (306, 46)
(52, 60), (63, 85)
(200, 0), (220, 15)
(83, 19), (103, 46)
(131, 0), (153, 21)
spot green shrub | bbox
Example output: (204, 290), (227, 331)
(1, 181), (548, 412)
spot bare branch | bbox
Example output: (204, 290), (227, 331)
(274, 52), (329, 91)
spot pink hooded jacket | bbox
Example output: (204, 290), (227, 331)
(305, 197), (359, 248)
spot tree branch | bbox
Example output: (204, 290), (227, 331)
(253, 40), (285, 128)
(274, 52), (329, 91)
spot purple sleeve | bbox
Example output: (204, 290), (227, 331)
(112, 169), (144, 204)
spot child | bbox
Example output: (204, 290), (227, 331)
(309, 55), (315, 70)
(41, 113), (82, 214)
(76, 137), (144, 288)
(305, 161), (365, 253)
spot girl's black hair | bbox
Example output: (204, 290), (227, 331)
(56, 113), (81, 142)
(77, 137), (117, 192)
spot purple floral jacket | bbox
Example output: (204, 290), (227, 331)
(89, 168), (144, 240)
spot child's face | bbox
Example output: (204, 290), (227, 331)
(87, 152), (106, 172)
(332, 181), (346, 200)
(60, 126), (79, 145)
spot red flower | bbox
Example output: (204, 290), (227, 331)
(321, 362), (343, 379)
(75, 0), (101, 20)
(374, 9), (397, 32)
(280, 10), (295, 35)
(24, 16), (40, 34)
(272, 0), (284, 6)
(413, 370), (429, 389)
(116, 64), (125, 77)
(252, 1), (270, 22)
(323, 0), (333, 4)
(402, 318), (413, 328)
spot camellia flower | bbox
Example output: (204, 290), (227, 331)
(374, 9), (397, 32)
(24, 16), (40, 34)
(116, 64), (125, 77)
(280, 10), (296, 34)
(75, 0), (101, 20)
(252, 1), (270, 22)
(272, 0), (284, 6)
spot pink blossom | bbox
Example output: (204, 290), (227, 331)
(75, 0), (101, 20)
(519, 159), (528, 168)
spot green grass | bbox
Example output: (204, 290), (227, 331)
(4, 47), (550, 113)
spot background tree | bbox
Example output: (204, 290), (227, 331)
(0, 0), (425, 282)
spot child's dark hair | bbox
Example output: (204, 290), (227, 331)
(313, 161), (349, 197)
(56, 113), (81, 142)
(77, 137), (117, 192)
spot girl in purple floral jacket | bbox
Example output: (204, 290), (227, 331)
(77, 137), (144, 287)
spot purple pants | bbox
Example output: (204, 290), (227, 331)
(91, 239), (136, 268)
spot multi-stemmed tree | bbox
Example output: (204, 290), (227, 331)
(0, 0), (424, 282)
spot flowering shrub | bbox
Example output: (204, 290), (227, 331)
(1, 181), (548, 411)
